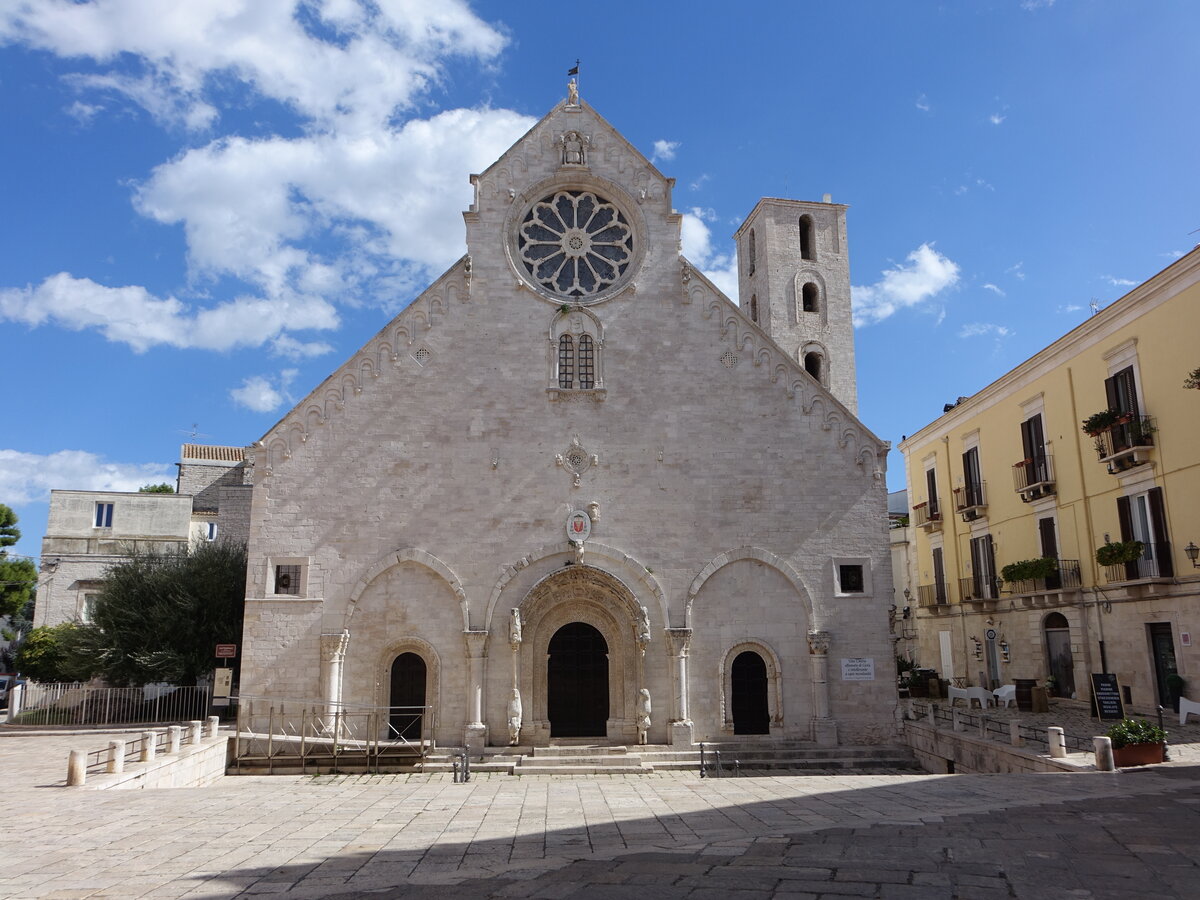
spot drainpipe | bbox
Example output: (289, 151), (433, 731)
(1067, 366), (1107, 676)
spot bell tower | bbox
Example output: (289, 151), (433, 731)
(734, 196), (857, 413)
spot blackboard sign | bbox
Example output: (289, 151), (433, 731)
(1091, 673), (1125, 721)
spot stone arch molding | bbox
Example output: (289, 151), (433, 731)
(373, 635), (441, 730)
(346, 548), (469, 632)
(687, 546), (818, 631)
(485, 541), (667, 631)
(719, 640), (786, 734)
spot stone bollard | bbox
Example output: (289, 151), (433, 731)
(168, 726), (182, 754)
(927, 703), (936, 726)
(952, 708), (963, 733)
(1010, 720), (1023, 747)
(67, 750), (87, 786)
(189, 720), (203, 745)
(107, 740), (126, 774)
(1094, 735), (1115, 771)
(1048, 726), (1066, 759)
(207, 715), (220, 738)
(978, 715), (988, 738)
(140, 732), (157, 762)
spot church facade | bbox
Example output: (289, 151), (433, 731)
(239, 94), (896, 752)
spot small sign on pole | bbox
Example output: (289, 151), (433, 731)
(215, 644), (237, 659)
(1091, 672), (1125, 721)
(213, 668), (233, 707)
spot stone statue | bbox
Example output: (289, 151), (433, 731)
(507, 688), (523, 745)
(560, 130), (589, 167)
(567, 78), (579, 106)
(637, 605), (651, 644)
(509, 607), (522, 646)
(637, 688), (651, 745)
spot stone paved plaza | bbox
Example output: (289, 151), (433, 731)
(3, 728), (1200, 899)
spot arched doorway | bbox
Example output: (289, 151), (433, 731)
(548, 622), (609, 737)
(1043, 613), (1075, 698)
(389, 652), (426, 740)
(731, 650), (770, 734)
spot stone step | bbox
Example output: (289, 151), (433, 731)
(529, 744), (631, 757)
(514, 764), (652, 775)
(518, 754), (643, 767)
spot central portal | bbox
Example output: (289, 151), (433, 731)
(548, 622), (609, 737)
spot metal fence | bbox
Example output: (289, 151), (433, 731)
(230, 695), (434, 774)
(14, 683), (212, 727)
(910, 699), (1093, 752)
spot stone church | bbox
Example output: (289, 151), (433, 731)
(239, 90), (896, 753)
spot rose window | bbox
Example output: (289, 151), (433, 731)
(517, 191), (633, 299)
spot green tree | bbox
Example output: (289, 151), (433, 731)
(86, 541), (247, 685)
(0, 503), (38, 618)
(14, 623), (97, 682)
(138, 483), (175, 493)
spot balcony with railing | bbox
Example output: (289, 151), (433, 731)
(953, 481), (987, 521)
(1003, 559), (1082, 598)
(959, 575), (1002, 603)
(1092, 416), (1156, 473)
(916, 581), (949, 609)
(1104, 541), (1172, 583)
(912, 500), (942, 531)
(1012, 454), (1055, 501)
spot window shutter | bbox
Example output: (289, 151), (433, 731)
(1116, 495), (1137, 580)
(926, 468), (939, 515)
(1039, 517), (1058, 559)
(1104, 374), (1120, 411)
(1147, 487), (1173, 577)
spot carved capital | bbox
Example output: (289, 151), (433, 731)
(666, 627), (693, 656)
(807, 630), (832, 656)
(463, 629), (489, 658)
(320, 629), (350, 663)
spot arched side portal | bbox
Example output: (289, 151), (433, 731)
(719, 641), (783, 736)
(389, 652), (427, 739)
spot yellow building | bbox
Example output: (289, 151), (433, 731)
(898, 247), (1200, 714)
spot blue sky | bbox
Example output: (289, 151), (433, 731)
(2, 0), (1198, 561)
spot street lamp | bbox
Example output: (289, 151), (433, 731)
(1185, 542), (1200, 568)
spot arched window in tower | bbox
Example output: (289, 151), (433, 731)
(804, 350), (823, 382)
(799, 216), (814, 260)
(558, 334), (575, 389)
(577, 335), (595, 389)
(747, 228), (756, 276)
(749, 294), (759, 324)
(801, 282), (819, 313)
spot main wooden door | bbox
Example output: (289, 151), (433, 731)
(547, 622), (609, 737)
(388, 652), (426, 740)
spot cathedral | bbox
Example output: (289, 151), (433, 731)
(239, 89), (896, 753)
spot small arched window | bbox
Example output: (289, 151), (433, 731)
(799, 216), (814, 260)
(804, 351), (822, 382)
(749, 294), (758, 324)
(747, 228), (756, 276)
(558, 335), (575, 389)
(802, 282), (818, 313)
(577, 335), (595, 389)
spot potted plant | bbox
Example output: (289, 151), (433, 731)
(1106, 718), (1166, 766)
(1001, 557), (1059, 586)
(1096, 540), (1144, 568)
(1081, 408), (1120, 436)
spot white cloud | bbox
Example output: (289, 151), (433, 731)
(0, 449), (173, 504)
(1103, 274), (1137, 287)
(1007, 261), (1026, 281)
(230, 369), (299, 413)
(270, 334), (334, 360)
(989, 113), (1006, 125)
(680, 208), (738, 300)
(982, 283), (1005, 296)
(1057, 304), (1084, 313)
(851, 243), (961, 326)
(915, 94), (931, 113)
(1160, 250), (1185, 259)
(1021, 0), (1055, 9)
(959, 323), (1011, 338)
(64, 99), (103, 124)
(651, 139), (679, 163)
(0, 0), (508, 132)
(0, 273), (339, 353)
(689, 174), (710, 191)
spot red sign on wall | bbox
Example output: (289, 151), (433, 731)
(215, 644), (238, 659)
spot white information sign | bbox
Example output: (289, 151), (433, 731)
(213, 668), (233, 698)
(840, 657), (876, 681)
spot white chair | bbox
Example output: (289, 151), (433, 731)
(1179, 696), (1200, 726)
(993, 684), (1017, 708)
(966, 686), (995, 708)
(947, 686), (970, 706)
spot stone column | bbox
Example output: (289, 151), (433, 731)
(665, 628), (693, 747)
(463, 630), (489, 756)
(808, 630), (838, 746)
(320, 630), (350, 726)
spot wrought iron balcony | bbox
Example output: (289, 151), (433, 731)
(1003, 559), (1081, 596)
(953, 482), (987, 521)
(958, 575), (1002, 602)
(912, 500), (942, 530)
(1093, 416), (1156, 472)
(916, 582), (949, 608)
(1104, 541), (1172, 583)
(1012, 454), (1055, 501)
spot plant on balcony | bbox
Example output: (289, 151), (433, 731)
(1000, 557), (1058, 584)
(1129, 416), (1157, 444)
(1081, 408), (1121, 436)
(1184, 366), (1200, 390)
(1096, 540), (1144, 567)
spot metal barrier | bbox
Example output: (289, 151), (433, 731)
(698, 742), (739, 778)
(14, 683), (212, 727)
(230, 696), (435, 774)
